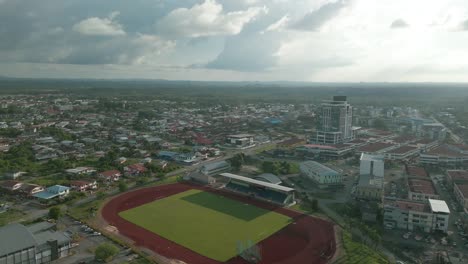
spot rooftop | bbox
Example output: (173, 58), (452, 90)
(219, 173), (294, 193)
(386, 199), (429, 213)
(358, 142), (395, 153)
(406, 166), (429, 178)
(447, 170), (468, 182)
(428, 199), (450, 214)
(425, 144), (468, 157)
(386, 145), (418, 154)
(455, 184), (468, 198)
(0, 224), (36, 257)
(254, 173), (282, 185)
(360, 153), (384, 162)
(391, 135), (417, 143)
(227, 134), (254, 138)
(408, 179), (436, 195)
(300, 161), (339, 176)
(201, 160), (230, 172)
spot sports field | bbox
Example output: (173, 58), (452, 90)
(119, 189), (291, 262)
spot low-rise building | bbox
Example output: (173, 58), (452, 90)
(200, 160), (231, 177)
(65, 167), (96, 175)
(296, 143), (354, 159)
(355, 174), (383, 201)
(188, 160), (231, 184)
(454, 183), (468, 211)
(98, 170), (122, 182)
(420, 144), (468, 167)
(446, 170), (468, 189)
(124, 163), (147, 176)
(226, 134), (255, 148)
(356, 142), (396, 155)
(0, 180), (23, 192)
(70, 180), (97, 192)
(383, 198), (450, 233)
(406, 166), (429, 179)
(19, 184), (44, 196)
(299, 161), (342, 188)
(33, 185), (70, 200)
(407, 179), (439, 201)
(0, 222), (71, 264)
(384, 145), (419, 161)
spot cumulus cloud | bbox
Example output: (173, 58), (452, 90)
(73, 11), (126, 36)
(390, 19), (409, 29)
(292, 0), (350, 31)
(262, 15), (290, 33)
(206, 32), (280, 71)
(156, 0), (267, 37)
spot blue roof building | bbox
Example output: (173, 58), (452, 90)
(33, 185), (70, 200)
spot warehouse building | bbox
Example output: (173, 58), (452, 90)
(299, 161), (342, 188)
(0, 222), (71, 264)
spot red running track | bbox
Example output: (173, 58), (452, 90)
(101, 183), (336, 264)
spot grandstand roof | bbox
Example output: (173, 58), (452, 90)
(254, 173), (282, 185)
(220, 173), (294, 193)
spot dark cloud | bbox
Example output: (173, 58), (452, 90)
(292, 0), (350, 31)
(390, 19), (409, 29)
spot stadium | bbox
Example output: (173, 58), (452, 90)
(101, 175), (336, 264)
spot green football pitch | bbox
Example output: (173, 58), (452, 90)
(119, 189), (291, 262)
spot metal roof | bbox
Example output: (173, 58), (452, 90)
(254, 173), (282, 185)
(0, 224), (37, 257)
(299, 161), (338, 176)
(219, 173), (294, 193)
(428, 199), (450, 214)
(201, 160), (230, 172)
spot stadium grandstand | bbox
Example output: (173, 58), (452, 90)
(219, 173), (295, 206)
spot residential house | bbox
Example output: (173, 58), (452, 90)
(33, 185), (70, 200)
(124, 163), (147, 176)
(19, 183), (44, 196)
(70, 180), (97, 192)
(0, 180), (23, 192)
(99, 170), (122, 182)
(65, 167), (96, 176)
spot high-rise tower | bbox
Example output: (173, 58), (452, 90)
(314, 96), (353, 144)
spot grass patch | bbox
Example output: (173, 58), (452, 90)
(119, 189), (290, 262)
(341, 231), (389, 264)
(0, 209), (26, 226)
(69, 199), (103, 220)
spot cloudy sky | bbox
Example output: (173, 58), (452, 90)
(0, 0), (468, 82)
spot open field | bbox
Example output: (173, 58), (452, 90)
(119, 189), (291, 262)
(101, 183), (336, 264)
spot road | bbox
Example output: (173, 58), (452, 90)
(432, 116), (464, 144)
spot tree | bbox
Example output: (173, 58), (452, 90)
(95, 243), (119, 262)
(48, 206), (62, 220)
(96, 191), (106, 200)
(118, 181), (128, 192)
(311, 199), (319, 211)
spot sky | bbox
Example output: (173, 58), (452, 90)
(0, 0), (468, 82)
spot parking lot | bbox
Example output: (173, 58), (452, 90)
(57, 216), (133, 264)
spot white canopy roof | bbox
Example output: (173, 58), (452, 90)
(220, 173), (294, 193)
